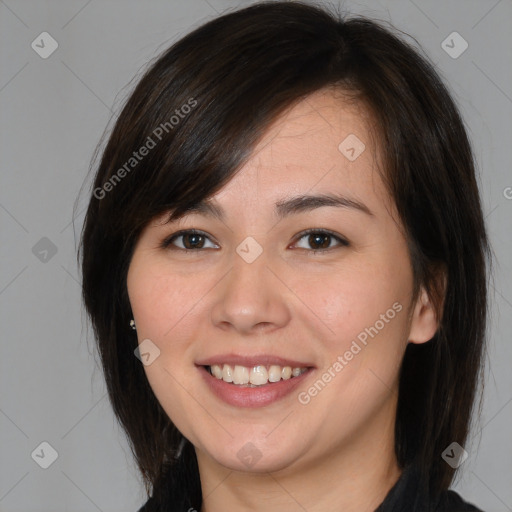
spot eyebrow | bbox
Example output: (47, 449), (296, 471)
(175, 193), (373, 221)
(274, 193), (373, 218)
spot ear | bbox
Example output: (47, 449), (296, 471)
(408, 287), (440, 344)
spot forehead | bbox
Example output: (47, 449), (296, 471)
(214, 88), (386, 206)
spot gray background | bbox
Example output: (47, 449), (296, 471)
(0, 0), (511, 510)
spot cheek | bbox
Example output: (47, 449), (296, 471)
(293, 268), (409, 435)
(127, 257), (204, 341)
(127, 257), (211, 396)
(291, 262), (409, 348)
(127, 258), (203, 428)
(287, 256), (413, 415)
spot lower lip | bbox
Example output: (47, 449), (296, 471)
(198, 366), (313, 408)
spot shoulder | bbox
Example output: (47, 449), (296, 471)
(435, 489), (485, 512)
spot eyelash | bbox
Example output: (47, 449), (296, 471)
(160, 228), (349, 254)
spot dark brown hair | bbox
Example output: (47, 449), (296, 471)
(79, 1), (489, 509)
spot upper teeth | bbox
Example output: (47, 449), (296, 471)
(209, 364), (307, 386)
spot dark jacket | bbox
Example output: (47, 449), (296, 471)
(137, 463), (484, 511)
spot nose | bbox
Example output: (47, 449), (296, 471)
(210, 248), (291, 335)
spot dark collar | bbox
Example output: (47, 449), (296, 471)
(375, 464), (430, 512)
(375, 464), (484, 512)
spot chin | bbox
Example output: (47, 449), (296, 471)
(202, 432), (310, 474)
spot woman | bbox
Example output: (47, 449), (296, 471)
(79, 2), (489, 510)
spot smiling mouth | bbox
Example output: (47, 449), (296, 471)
(205, 363), (310, 387)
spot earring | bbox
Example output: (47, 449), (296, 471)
(129, 319), (136, 330)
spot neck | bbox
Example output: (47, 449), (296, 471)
(197, 397), (401, 512)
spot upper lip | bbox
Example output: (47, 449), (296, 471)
(196, 354), (314, 368)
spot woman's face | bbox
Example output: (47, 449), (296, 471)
(127, 89), (437, 475)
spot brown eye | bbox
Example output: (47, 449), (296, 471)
(182, 233), (206, 249)
(161, 230), (218, 251)
(308, 233), (331, 250)
(293, 229), (349, 252)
